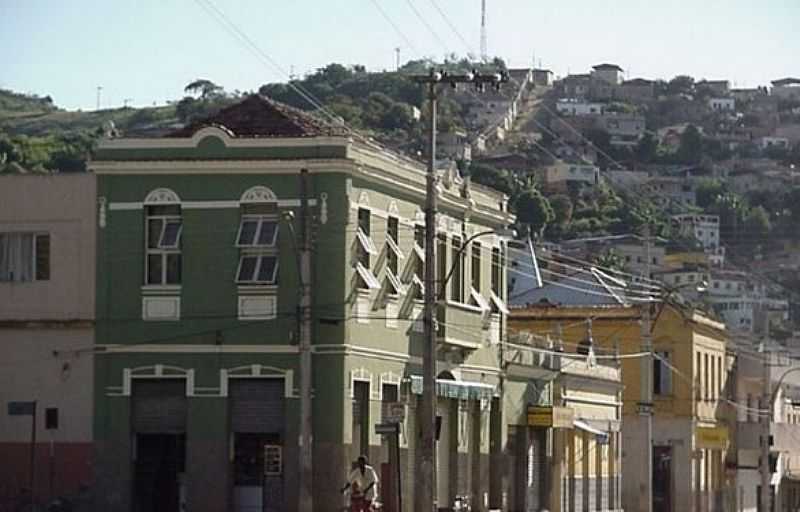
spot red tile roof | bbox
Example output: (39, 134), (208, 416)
(168, 95), (347, 138)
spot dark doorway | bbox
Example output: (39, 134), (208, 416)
(134, 434), (186, 512)
(653, 445), (672, 512)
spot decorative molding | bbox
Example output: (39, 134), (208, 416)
(97, 344), (299, 354)
(120, 364), (192, 396)
(387, 200), (399, 216)
(240, 185), (278, 203)
(379, 371), (402, 400)
(320, 192), (329, 225)
(144, 188), (181, 205)
(350, 368), (373, 398)
(357, 190), (370, 207)
(142, 296), (180, 321)
(109, 198), (316, 211)
(222, 365), (294, 398)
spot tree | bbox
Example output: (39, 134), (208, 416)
(635, 133), (658, 163)
(744, 206), (771, 242)
(549, 194), (574, 225)
(468, 164), (515, 195)
(676, 124), (703, 164)
(695, 178), (726, 209)
(667, 75), (695, 96)
(184, 79), (224, 100)
(515, 188), (554, 239)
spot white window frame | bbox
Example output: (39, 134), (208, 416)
(385, 267), (406, 296)
(356, 227), (378, 256)
(490, 290), (509, 315)
(653, 351), (673, 396)
(0, 232), (49, 282)
(236, 254), (279, 285)
(469, 287), (491, 313)
(236, 215), (279, 248)
(355, 261), (380, 290)
(386, 235), (405, 260)
(145, 207), (182, 286)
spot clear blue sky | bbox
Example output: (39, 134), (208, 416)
(1, 0), (798, 111)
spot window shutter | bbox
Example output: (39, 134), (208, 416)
(35, 234), (50, 280)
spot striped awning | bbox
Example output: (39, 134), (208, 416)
(409, 375), (496, 400)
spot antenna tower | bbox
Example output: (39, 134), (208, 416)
(480, 0), (488, 61)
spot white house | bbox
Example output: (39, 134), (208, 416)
(758, 136), (790, 150)
(771, 78), (800, 100)
(543, 161), (599, 191)
(556, 99), (605, 116)
(708, 97), (735, 111)
(672, 214), (721, 251)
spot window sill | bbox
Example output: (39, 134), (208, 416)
(443, 300), (486, 315)
(237, 285), (278, 295)
(141, 285), (181, 296)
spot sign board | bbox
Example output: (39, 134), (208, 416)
(636, 401), (654, 415)
(527, 406), (573, 428)
(375, 423), (400, 436)
(8, 401), (36, 416)
(263, 445), (282, 476)
(385, 403), (405, 424)
(695, 426), (729, 450)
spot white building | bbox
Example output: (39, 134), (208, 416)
(758, 136), (790, 150)
(708, 97), (736, 111)
(672, 214), (721, 252)
(771, 78), (800, 100)
(555, 99), (606, 116)
(543, 161), (600, 191)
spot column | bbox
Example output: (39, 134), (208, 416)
(608, 433), (616, 511)
(550, 428), (564, 512)
(582, 431), (590, 512)
(596, 436), (603, 511)
(568, 430), (576, 512)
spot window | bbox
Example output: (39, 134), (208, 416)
(653, 352), (672, 396)
(236, 203), (279, 285)
(471, 242), (481, 291)
(386, 216), (401, 277)
(704, 353), (710, 400)
(437, 234), (447, 297)
(491, 247), (500, 294)
(696, 352), (702, 399)
(414, 225), (425, 249)
(0, 233), (50, 282)
(145, 205), (182, 285)
(355, 208), (377, 289)
(451, 236), (463, 302)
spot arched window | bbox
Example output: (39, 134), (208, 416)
(144, 189), (182, 285)
(236, 187), (279, 285)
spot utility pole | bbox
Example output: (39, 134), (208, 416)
(413, 69), (507, 512)
(298, 168), (314, 512)
(480, 0), (488, 61)
(637, 224), (654, 512)
(96, 86), (103, 111)
(395, 47), (401, 71)
(760, 326), (772, 512)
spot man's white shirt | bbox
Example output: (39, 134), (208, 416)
(348, 465), (379, 501)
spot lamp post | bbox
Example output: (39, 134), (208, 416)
(412, 68), (507, 512)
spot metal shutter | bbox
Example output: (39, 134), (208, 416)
(132, 380), (187, 433)
(230, 379), (285, 434)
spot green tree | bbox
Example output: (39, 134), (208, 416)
(184, 79), (224, 100)
(695, 178), (726, 209)
(667, 75), (695, 96)
(635, 133), (658, 163)
(515, 188), (554, 239)
(549, 194), (574, 225)
(744, 206), (771, 242)
(468, 163), (515, 195)
(677, 124), (703, 164)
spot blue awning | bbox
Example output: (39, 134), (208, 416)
(409, 375), (496, 401)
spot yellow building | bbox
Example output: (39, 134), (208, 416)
(509, 302), (732, 512)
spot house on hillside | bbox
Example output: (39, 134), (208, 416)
(542, 161), (599, 193)
(598, 114), (646, 147)
(532, 68), (554, 87)
(771, 78), (800, 100)
(559, 74), (592, 99)
(697, 79), (731, 96)
(556, 98), (606, 116)
(438, 129), (471, 161)
(758, 136), (790, 150)
(708, 97), (735, 112)
(731, 87), (767, 102)
(620, 78), (655, 102)
(591, 63), (624, 85)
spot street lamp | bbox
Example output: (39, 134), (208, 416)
(438, 228), (517, 297)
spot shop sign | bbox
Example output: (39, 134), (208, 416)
(527, 405), (573, 428)
(695, 426), (729, 449)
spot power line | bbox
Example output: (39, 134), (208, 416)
(367, 0), (421, 56)
(427, 0), (474, 55)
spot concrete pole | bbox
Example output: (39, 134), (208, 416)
(298, 168), (314, 512)
(760, 348), (771, 512)
(420, 81), (438, 512)
(638, 224), (654, 512)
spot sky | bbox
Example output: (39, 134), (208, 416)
(1, 0), (798, 111)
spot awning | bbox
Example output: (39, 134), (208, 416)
(574, 419), (610, 441)
(409, 375), (496, 400)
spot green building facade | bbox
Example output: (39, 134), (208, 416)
(91, 96), (517, 512)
